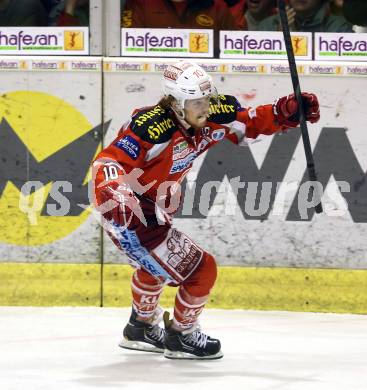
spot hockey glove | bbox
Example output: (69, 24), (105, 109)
(274, 92), (320, 128)
(97, 181), (145, 230)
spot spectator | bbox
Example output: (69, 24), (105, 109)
(329, 0), (343, 16)
(285, 0), (353, 32)
(122, 0), (239, 57)
(0, 0), (48, 26)
(42, 0), (62, 25)
(261, 0), (353, 32)
(41, 0), (59, 13)
(229, 0), (279, 30)
(343, 0), (367, 29)
(228, 0), (245, 28)
(224, 0), (241, 6)
(227, 0), (245, 28)
(55, 0), (89, 26)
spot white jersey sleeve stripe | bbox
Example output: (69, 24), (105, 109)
(145, 140), (171, 162)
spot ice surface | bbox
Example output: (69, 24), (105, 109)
(0, 307), (366, 390)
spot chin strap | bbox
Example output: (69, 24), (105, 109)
(170, 105), (192, 130)
(170, 100), (185, 120)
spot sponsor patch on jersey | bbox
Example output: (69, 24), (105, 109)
(131, 105), (179, 144)
(173, 141), (192, 161)
(173, 140), (188, 153)
(173, 148), (193, 161)
(134, 106), (165, 126)
(147, 118), (175, 141)
(211, 129), (225, 141)
(152, 228), (203, 281)
(207, 95), (240, 124)
(197, 138), (210, 152)
(170, 151), (197, 174)
(114, 135), (140, 160)
(209, 100), (236, 116)
(115, 226), (170, 279)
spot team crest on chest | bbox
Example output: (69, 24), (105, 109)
(211, 129), (225, 141)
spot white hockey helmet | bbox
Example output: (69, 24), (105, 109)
(162, 61), (216, 112)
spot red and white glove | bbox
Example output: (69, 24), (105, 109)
(95, 175), (147, 230)
(274, 92), (320, 128)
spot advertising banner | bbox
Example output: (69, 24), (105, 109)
(0, 57), (102, 72)
(220, 31), (312, 60)
(0, 27), (89, 55)
(121, 28), (214, 58)
(315, 33), (367, 61)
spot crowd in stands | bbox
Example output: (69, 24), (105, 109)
(122, 0), (359, 33)
(0, 0), (365, 32)
(0, 0), (89, 27)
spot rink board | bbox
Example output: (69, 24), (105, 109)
(0, 57), (367, 312)
(0, 57), (366, 269)
(103, 58), (367, 270)
(0, 263), (366, 314)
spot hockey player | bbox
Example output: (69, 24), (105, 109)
(92, 61), (320, 360)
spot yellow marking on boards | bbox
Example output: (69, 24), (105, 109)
(1, 263), (366, 314)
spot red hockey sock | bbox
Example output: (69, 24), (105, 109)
(172, 286), (208, 330)
(172, 252), (217, 330)
(131, 269), (164, 319)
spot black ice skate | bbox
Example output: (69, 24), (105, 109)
(163, 312), (223, 360)
(119, 309), (165, 353)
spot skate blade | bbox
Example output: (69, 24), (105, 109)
(119, 338), (164, 353)
(164, 349), (223, 360)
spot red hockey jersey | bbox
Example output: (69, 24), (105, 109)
(93, 94), (283, 212)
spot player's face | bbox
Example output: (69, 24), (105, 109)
(184, 96), (211, 129)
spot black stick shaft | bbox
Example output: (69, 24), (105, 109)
(278, 0), (323, 214)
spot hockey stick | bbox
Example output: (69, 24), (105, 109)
(277, 0), (323, 214)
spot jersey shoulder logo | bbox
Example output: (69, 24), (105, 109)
(114, 135), (141, 160)
(130, 105), (178, 144)
(207, 95), (242, 124)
